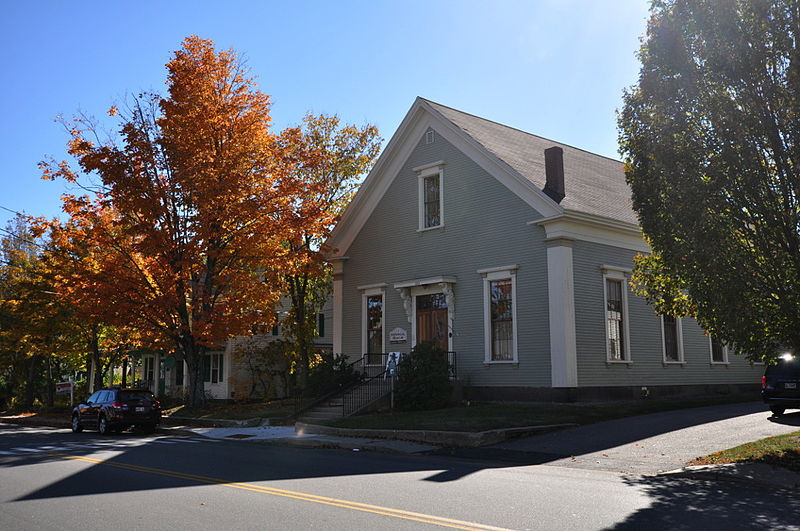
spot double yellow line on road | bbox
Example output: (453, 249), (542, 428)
(54, 453), (514, 531)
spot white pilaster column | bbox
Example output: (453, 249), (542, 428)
(546, 238), (578, 387)
(331, 257), (348, 355)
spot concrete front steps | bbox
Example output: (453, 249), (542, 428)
(298, 377), (393, 423)
(298, 397), (345, 423)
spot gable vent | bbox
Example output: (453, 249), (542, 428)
(425, 130), (435, 144)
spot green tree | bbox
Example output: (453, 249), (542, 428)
(0, 216), (83, 408)
(281, 114), (381, 387)
(619, 0), (800, 360)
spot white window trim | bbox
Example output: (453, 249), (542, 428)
(417, 163), (445, 231)
(482, 267), (519, 364)
(602, 267), (632, 363)
(660, 315), (685, 364)
(708, 335), (730, 365)
(361, 286), (385, 357)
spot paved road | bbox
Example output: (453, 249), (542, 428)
(480, 402), (800, 475)
(1, 419), (798, 530)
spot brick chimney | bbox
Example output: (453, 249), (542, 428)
(543, 146), (565, 203)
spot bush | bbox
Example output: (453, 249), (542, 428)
(305, 353), (361, 397)
(395, 342), (452, 411)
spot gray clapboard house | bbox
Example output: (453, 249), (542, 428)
(327, 98), (761, 401)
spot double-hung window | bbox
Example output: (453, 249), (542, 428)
(710, 336), (729, 364)
(415, 161), (445, 231)
(661, 315), (684, 363)
(361, 286), (385, 365)
(602, 267), (631, 362)
(480, 266), (518, 363)
(203, 353), (224, 384)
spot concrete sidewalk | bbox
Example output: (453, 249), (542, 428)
(163, 423), (441, 454)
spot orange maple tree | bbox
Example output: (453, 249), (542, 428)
(42, 37), (324, 406)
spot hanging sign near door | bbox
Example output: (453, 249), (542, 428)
(389, 327), (407, 344)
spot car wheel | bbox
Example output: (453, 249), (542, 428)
(770, 406), (785, 417)
(71, 414), (83, 433)
(98, 415), (110, 435)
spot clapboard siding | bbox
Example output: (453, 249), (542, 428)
(342, 128), (551, 387)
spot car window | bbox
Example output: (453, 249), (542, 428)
(96, 391), (110, 403)
(118, 391), (155, 401)
(87, 391), (101, 403)
(766, 360), (800, 378)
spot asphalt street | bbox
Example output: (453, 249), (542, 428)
(0, 420), (798, 531)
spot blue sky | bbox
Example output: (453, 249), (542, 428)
(0, 0), (649, 227)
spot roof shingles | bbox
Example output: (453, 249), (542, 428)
(424, 99), (638, 225)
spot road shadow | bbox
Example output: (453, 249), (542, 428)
(434, 401), (780, 466)
(0, 401), (788, 503)
(767, 410), (800, 427)
(608, 474), (800, 530)
(0, 425), (549, 501)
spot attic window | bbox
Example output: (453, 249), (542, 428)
(426, 130), (435, 144)
(414, 161), (445, 231)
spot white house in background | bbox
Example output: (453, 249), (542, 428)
(326, 97), (762, 401)
(135, 297), (333, 400)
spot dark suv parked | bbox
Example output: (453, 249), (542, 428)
(72, 388), (161, 435)
(762, 356), (800, 416)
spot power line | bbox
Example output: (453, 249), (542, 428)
(0, 205), (26, 217)
(0, 227), (42, 249)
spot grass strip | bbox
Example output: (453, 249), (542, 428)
(689, 430), (800, 473)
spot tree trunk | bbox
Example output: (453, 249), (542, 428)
(90, 326), (104, 391)
(180, 335), (206, 407)
(24, 356), (37, 409)
(45, 355), (54, 408)
(121, 356), (128, 387)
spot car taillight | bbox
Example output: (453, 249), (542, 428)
(153, 400), (161, 408)
(112, 401), (128, 410)
(761, 376), (766, 390)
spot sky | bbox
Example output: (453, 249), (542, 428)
(0, 0), (650, 228)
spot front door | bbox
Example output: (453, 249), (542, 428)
(416, 293), (448, 351)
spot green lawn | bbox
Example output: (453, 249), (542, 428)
(324, 393), (759, 432)
(690, 430), (800, 472)
(163, 398), (306, 422)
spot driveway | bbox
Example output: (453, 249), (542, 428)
(481, 401), (800, 475)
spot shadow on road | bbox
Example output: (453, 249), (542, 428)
(609, 474), (800, 530)
(431, 401), (777, 466)
(767, 411), (800, 427)
(0, 401), (790, 503)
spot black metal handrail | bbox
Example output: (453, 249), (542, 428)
(341, 369), (392, 417)
(292, 355), (367, 419)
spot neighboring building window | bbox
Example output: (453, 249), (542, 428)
(416, 163), (445, 230)
(363, 289), (384, 364)
(175, 360), (184, 386)
(317, 312), (325, 337)
(662, 315), (684, 363)
(603, 270), (630, 362)
(144, 357), (155, 383)
(710, 336), (729, 363)
(481, 266), (518, 362)
(203, 353), (224, 384)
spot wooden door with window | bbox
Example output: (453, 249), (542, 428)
(416, 293), (448, 351)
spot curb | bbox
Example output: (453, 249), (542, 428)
(294, 421), (577, 447)
(163, 416), (264, 428)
